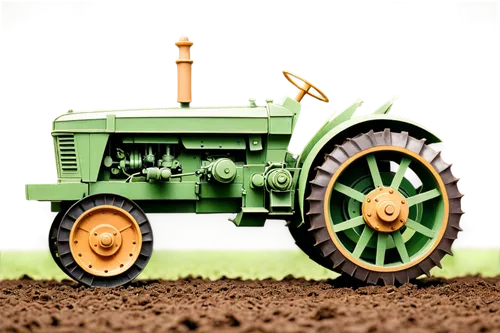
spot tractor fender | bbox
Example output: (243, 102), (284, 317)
(296, 114), (442, 222)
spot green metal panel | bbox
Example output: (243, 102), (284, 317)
(246, 150), (266, 165)
(54, 118), (268, 134)
(74, 133), (109, 182)
(296, 114), (442, 222)
(106, 114), (116, 132)
(268, 103), (295, 136)
(181, 136), (246, 150)
(53, 107), (270, 134)
(122, 135), (178, 144)
(88, 180), (243, 201)
(266, 150), (287, 162)
(89, 181), (198, 200)
(25, 183), (88, 201)
(276, 97), (301, 132)
(248, 135), (263, 151)
(196, 198), (241, 213)
(74, 134), (90, 181)
(269, 117), (293, 134)
(116, 117), (268, 134)
(54, 119), (107, 132)
(198, 183), (243, 198)
(89, 134), (109, 182)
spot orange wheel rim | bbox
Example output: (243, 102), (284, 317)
(69, 205), (142, 277)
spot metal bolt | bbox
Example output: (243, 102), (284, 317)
(375, 199), (379, 202)
(78, 253), (82, 257)
(400, 219), (404, 223)
(253, 140), (258, 145)
(367, 198), (371, 203)
(94, 232), (98, 236)
(391, 226), (395, 230)
(74, 240), (78, 244)
(88, 265), (92, 268)
(389, 189), (394, 194)
(401, 200), (406, 204)
(379, 187), (383, 191)
(375, 226), (380, 230)
(104, 270), (108, 273)
(113, 232), (117, 236)
(129, 253), (133, 257)
(133, 241), (136, 245)
(115, 244), (118, 247)
(367, 213), (372, 217)
(120, 264), (124, 268)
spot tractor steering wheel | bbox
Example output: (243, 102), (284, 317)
(283, 71), (329, 103)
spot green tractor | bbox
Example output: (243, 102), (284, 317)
(26, 37), (463, 287)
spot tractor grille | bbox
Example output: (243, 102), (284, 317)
(56, 135), (79, 177)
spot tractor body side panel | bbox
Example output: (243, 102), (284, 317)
(27, 102), (302, 225)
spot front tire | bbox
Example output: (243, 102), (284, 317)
(55, 194), (153, 287)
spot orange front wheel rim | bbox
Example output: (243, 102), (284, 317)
(69, 205), (143, 277)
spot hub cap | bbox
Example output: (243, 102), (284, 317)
(362, 186), (409, 233)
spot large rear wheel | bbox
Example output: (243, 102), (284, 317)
(306, 129), (463, 284)
(55, 194), (153, 287)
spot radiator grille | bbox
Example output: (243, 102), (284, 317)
(56, 135), (78, 176)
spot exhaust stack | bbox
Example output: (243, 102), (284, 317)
(175, 36), (193, 107)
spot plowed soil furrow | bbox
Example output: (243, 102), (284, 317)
(1, 276), (499, 333)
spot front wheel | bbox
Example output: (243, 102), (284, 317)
(55, 194), (153, 287)
(306, 129), (463, 284)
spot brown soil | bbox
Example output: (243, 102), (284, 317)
(1, 275), (499, 333)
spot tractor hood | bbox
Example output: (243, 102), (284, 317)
(52, 106), (271, 134)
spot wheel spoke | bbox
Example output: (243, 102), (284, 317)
(406, 188), (441, 207)
(376, 233), (388, 266)
(333, 183), (366, 202)
(391, 231), (410, 263)
(119, 224), (132, 233)
(405, 218), (436, 238)
(333, 216), (366, 232)
(352, 226), (375, 258)
(390, 157), (411, 190)
(366, 155), (383, 187)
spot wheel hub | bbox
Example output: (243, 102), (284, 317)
(89, 224), (122, 256)
(362, 186), (409, 232)
(69, 205), (142, 277)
